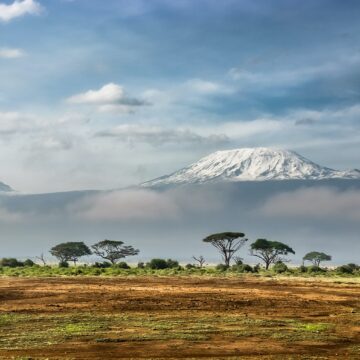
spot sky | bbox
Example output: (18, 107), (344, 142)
(0, 1), (360, 263)
(0, 0), (359, 193)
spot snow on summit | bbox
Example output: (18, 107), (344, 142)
(143, 147), (360, 186)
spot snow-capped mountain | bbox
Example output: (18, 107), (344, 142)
(142, 147), (360, 186)
(0, 181), (13, 192)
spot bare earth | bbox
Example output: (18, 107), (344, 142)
(0, 276), (359, 359)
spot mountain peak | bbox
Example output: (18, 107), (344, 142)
(142, 147), (360, 187)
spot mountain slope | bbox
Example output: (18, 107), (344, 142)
(0, 181), (13, 192)
(142, 147), (360, 187)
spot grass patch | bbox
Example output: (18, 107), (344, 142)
(0, 311), (346, 351)
(294, 322), (329, 332)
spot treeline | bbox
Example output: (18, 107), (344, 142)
(0, 232), (359, 276)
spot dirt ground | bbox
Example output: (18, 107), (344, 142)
(0, 275), (359, 359)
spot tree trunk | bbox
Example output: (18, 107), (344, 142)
(224, 253), (230, 267)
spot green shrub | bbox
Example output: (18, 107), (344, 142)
(93, 261), (112, 268)
(166, 259), (179, 269)
(347, 263), (359, 271)
(231, 264), (253, 273)
(0, 258), (24, 267)
(23, 259), (35, 267)
(215, 264), (229, 271)
(137, 262), (145, 269)
(272, 261), (288, 274)
(147, 259), (169, 269)
(71, 267), (84, 275)
(59, 261), (69, 268)
(336, 264), (354, 274)
(233, 257), (243, 265)
(185, 263), (196, 269)
(307, 265), (325, 274)
(116, 262), (130, 269)
(298, 265), (307, 273)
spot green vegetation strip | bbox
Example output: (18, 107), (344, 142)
(0, 264), (360, 279)
(0, 312), (342, 350)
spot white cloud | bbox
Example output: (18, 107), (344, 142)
(67, 83), (147, 113)
(0, 47), (25, 59)
(67, 83), (126, 105)
(69, 186), (226, 222)
(228, 54), (360, 89)
(95, 124), (229, 147)
(0, 111), (39, 134)
(71, 189), (180, 221)
(260, 187), (360, 221)
(31, 136), (73, 151)
(186, 78), (226, 94)
(0, 0), (42, 22)
(0, 207), (23, 223)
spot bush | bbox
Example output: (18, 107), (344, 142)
(23, 259), (35, 267)
(137, 262), (145, 269)
(92, 261), (112, 268)
(307, 265), (325, 274)
(59, 261), (69, 268)
(166, 259), (179, 269)
(347, 263), (360, 271)
(336, 264), (354, 274)
(185, 263), (196, 269)
(273, 262), (288, 274)
(231, 264), (253, 273)
(215, 264), (229, 271)
(253, 264), (260, 273)
(233, 257), (243, 265)
(298, 265), (307, 273)
(116, 262), (130, 269)
(147, 259), (169, 270)
(0, 258), (24, 267)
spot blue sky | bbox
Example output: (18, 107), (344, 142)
(1, 0), (360, 192)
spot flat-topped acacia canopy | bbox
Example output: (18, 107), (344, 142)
(203, 232), (247, 266)
(203, 232), (245, 242)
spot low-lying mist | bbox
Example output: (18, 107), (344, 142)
(0, 179), (359, 264)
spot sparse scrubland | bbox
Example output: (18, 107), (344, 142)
(0, 232), (358, 278)
(0, 233), (359, 359)
(0, 261), (360, 278)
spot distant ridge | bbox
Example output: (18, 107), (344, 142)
(142, 147), (360, 187)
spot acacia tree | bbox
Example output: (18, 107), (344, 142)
(203, 232), (247, 267)
(92, 240), (139, 264)
(192, 255), (206, 268)
(50, 242), (92, 266)
(303, 251), (331, 267)
(250, 239), (295, 270)
(36, 253), (47, 266)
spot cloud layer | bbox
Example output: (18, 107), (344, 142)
(260, 187), (360, 221)
(1, 182), (359, 263)
(95, 124), (229, 147)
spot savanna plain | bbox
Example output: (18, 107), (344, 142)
(0, 274), (359, 360)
